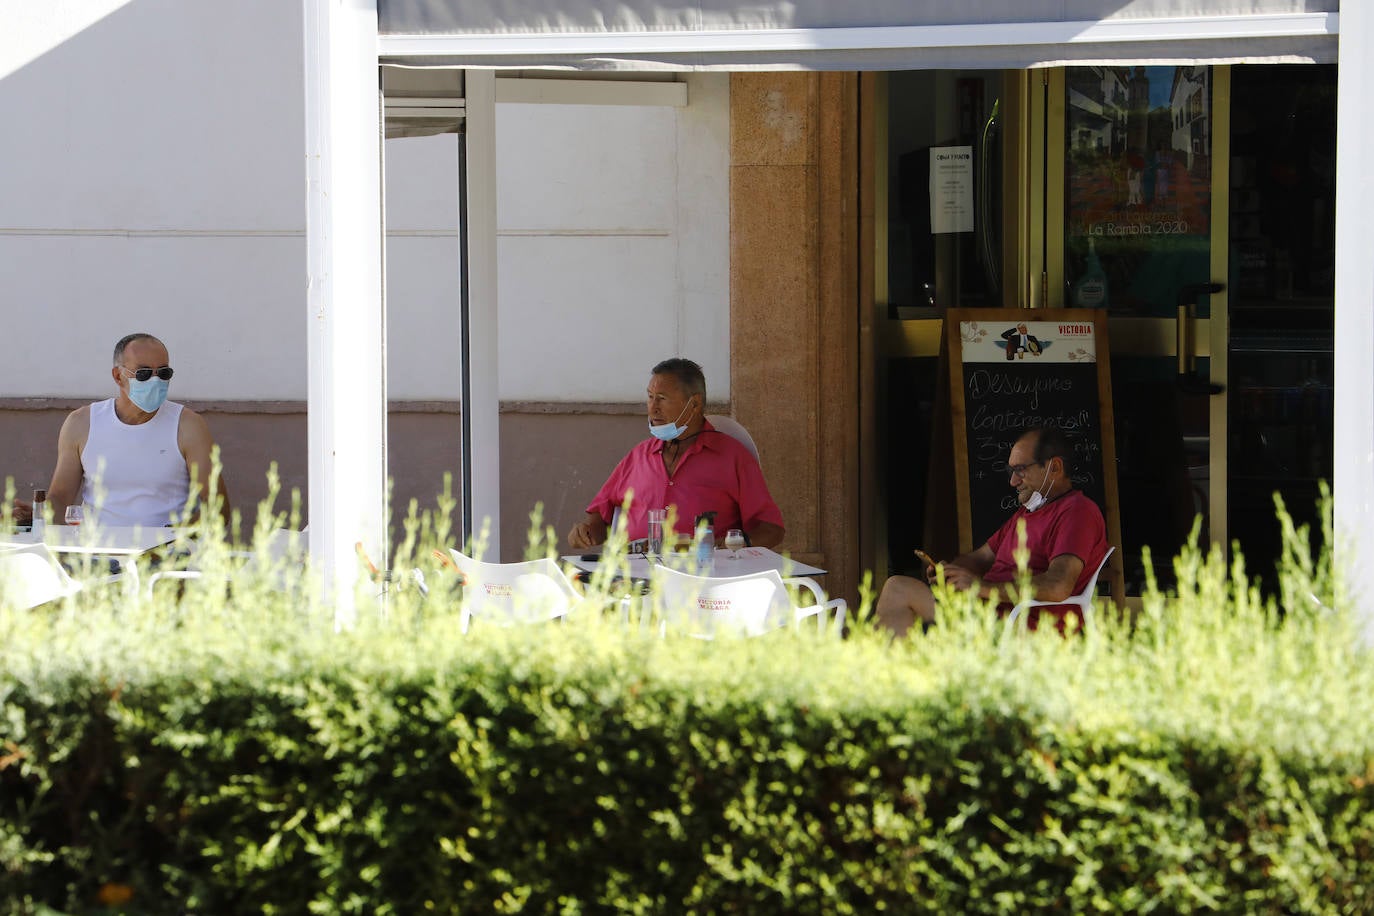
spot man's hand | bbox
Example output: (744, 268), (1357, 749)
(940, 563), (979, 591)
(567, 523), (598, 550)
(567, 513), (607, 551)
(7, 499), (33, 526)
(939, 544), (995, 591)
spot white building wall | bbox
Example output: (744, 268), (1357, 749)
(0, 0), (729, 404)
(384, 74), (729, 402)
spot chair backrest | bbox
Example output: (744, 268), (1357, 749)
(705, 414), (762, 466)
(1077, 546), (1115, 607)
(1005, 546), (1115, 632)
(0, 543), (81, 610)
(650, 564), (794, 638)
(448, 550), (579, 631)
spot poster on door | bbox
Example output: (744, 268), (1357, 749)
(1063, 66), (1213, 315)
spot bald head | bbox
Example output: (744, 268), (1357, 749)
(113, 333), (164, 366)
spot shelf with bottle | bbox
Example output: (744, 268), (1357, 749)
(1070, 237), (1109, 309)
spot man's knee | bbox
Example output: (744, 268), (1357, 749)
(876, 574), (935, 634)
(880, 573), (929, 602)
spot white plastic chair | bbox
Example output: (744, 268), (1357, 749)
(0, 543), (82, 610)
(705, 414), (762, 465)
(649, 564), (846, 639)
(148, 528), (309, 596)
(447, 549), (581, 633)
(1003, 546), (1115, 634)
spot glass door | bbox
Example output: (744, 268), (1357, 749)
(1056, 66), (1228, 594)
(875, 70), (1023, 578)
(1225, 65), (1336, 593)
(869, 64), (1336, 598)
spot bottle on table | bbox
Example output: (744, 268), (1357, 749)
(31, 489), (47, 536)
(694, 511), (717, 574)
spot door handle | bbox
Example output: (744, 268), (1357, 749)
(1176, 282), (1225, 395)
(977, 98), (1001, 299)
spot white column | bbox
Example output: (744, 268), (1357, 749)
(1334, 3), (1374, 643)
(463, 69), (501, 558)
(303, 0), (386, 622)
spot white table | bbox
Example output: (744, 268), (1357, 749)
(0, 525), (188, 557)
(563, 545), (825, 580)
(0, 526), (191, 596)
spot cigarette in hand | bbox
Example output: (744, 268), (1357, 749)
(913, 548), (937, 577)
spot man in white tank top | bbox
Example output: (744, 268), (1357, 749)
(45, 333), (230, 528)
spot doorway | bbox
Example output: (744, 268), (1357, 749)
(875, 70), (1016, 581)
(872, 63), (1337, 597)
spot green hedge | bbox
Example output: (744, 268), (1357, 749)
(2, 505), (1373, 913)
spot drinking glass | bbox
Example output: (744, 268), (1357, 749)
(64, 505), (83, 527)
(724, 528), (746, 559)
(647, 509), (667, 557)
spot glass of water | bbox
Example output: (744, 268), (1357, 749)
(647, 509), (667, 557)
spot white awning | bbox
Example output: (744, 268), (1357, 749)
(378, 1), (1338, 70)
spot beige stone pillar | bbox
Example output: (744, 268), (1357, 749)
(730, 72), (862, 604)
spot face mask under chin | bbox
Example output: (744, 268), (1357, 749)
(649, 399), (694, 442)
(1023, 469), (1054, 512)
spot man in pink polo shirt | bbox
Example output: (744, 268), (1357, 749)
(876, 425), (1107, 635)
(567, 358), (784, 551)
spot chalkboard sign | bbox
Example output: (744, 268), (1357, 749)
(946, 308), (1123, 599)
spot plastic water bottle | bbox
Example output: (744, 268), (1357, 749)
(696, 524), (715, 574)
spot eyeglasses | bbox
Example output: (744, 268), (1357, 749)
(121, 366), (174, 382)
(1007, 461), (1043, 480)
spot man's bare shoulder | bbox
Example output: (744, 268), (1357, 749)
(177, 403), (207, 423)
(176, 405), (216, 445)
(58, 404), (92, 442)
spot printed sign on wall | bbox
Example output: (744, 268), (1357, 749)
(929, 145), (973, 234)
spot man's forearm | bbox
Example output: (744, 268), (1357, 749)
(45, 484), (79, 523)
(977, 572), (1072, 604)
(949, 550), (991, 577)
(746, 521), (784, 549)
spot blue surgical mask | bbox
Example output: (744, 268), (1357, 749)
(649, 399), (694, 442)
(128, 376), (169, 413)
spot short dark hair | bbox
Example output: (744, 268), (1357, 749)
(1020, 425), (1074, 474)
(113, 333), (161, 366)
(651, 358), (706, 402)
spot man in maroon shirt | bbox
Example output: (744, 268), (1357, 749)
(567, 358), (785, 551)
(876, 425), (1108, 636)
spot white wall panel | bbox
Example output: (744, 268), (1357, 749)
(496, 236), (678, 401)
(384, 133), (461, 232)
(673, 73), (730, 391)
(384, 236), (465, 399)
(382, 74), (731, 403)
(495, 104), (677, 231)
(0, 236), (304, 400)
(0, 0), (303, 231)
(0, 0), (729, 405)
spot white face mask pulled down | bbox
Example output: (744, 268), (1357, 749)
(1024, 469), (1054, 513)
